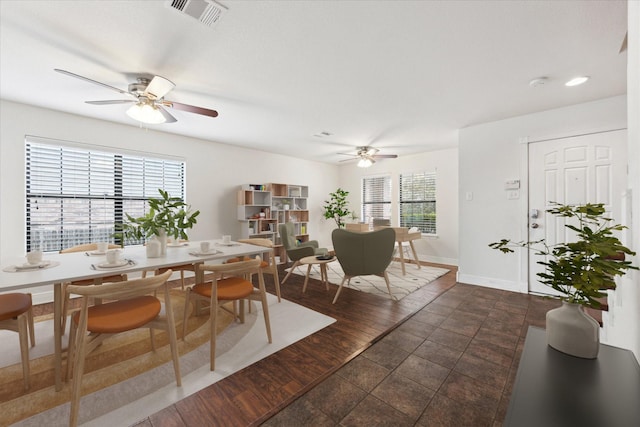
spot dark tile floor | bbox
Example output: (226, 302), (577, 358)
(262, 282), (561, 427)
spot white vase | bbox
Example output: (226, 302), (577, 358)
(157, 228), (167, 256)
(146, 235), (160, 258)
(546, 301), (600, 359)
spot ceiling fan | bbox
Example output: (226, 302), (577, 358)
(54, 69), (218, 124)
(339, 146), (398, 168)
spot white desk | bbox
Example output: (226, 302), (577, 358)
(0, 241), (269, 391)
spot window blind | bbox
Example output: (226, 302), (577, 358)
(361, 175), (392, 223)
(399, 171), (436, 234)
(25, 138), (185, 252)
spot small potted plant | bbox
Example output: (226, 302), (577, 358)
(322, 188), (350, 228)
(490, 202), (636, 358)
(120, 189), (200, 255)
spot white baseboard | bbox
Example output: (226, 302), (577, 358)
(456, 273), (528, 294)
(420, 255), (458, 266)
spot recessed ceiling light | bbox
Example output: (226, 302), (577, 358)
(565, 76), (590, 87)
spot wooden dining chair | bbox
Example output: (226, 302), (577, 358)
(236, 238), (281, 302)
(65, 270), (180, 427)
(0, 293), (35, 390)
(182, 258), (272, 371)
(59, 243), (127, 332)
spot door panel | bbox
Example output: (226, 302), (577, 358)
(528, 130), (626, 295)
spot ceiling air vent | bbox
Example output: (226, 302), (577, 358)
(167, 0), (227, 28)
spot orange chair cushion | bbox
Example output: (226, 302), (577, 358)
(72, 296), (161, 334)
(192, 277), (254, 300)
(0, 293), (32, 321)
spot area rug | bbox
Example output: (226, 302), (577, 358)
(0, 293), (335, 426)
(286, 260), (449, 300)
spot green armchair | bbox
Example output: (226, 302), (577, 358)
(331, 227), (396, 303)
(279, 222), (327, 284)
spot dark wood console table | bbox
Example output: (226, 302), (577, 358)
(505, 327), (640, 427)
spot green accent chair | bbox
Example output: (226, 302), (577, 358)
(279, 222), (327, 284)
(331, 227), (396, 304)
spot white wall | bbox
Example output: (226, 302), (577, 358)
(0, 100), (340, 296)
(338, 147), (459, 266)
(605, 1), (640, 359)
(457, 94), (640, 356)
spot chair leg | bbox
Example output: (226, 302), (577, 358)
(259, 292), (272, 343)
(382, 271), (394, 300)
(272, 266), (281, 302)
(280, 260), (301, 284)
(209, 302), (218, 371)
(180, 270), (185, 290)
(332, 276), (351, 304)
(69, 329), (88, 427)
(66, 315), (79, 381)
(182, 288), (191, 340)
(27, 295), (35, 347)
(17, 312), (30, 391)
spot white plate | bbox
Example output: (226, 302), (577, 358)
(15, 261), (50, 270)
(97, 260), (129, 268)
(188, 250), (220, 257)
(216, 242), (239, 247)
(167, 242), (189, 247)
(87, 250), (106, 256)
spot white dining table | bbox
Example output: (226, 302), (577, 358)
(0, 240), (270, 391)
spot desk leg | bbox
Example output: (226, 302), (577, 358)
(409, 240), (421, 269)
(302, 264), (312, 293)
(53, 282), (63, 391)
(397, 240), (407, 275)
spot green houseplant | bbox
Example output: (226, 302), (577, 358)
(489, 202), (636, 358)
(120, 189), (200, 250)
(322, 188), (350, 228)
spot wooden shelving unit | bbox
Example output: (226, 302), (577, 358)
(237, 183), (310, 263)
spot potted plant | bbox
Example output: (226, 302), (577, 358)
(120, 189), (200, 255)
(322, 188), (350, 228)
(489, 202), (636, 358)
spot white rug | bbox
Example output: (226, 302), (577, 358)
(286, 260), (449, 300)
(3, 294), (335, 426)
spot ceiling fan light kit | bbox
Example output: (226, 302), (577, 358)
(357, 157), (374, 168)
(126, 101), (166, 124)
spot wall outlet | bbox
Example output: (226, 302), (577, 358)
(507, 190), (520, 199)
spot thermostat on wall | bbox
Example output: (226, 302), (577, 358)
(505, 180), (520, 190)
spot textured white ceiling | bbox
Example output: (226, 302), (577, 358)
(0, 0), (628, 164)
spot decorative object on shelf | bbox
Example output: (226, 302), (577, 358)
(322, 188), (350, 228)
(350, 210), (359, 223)
(119, 189), (200, 255)
(490, 202), (637, 359)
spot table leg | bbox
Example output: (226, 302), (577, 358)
(302, 264), (312, 293)
(321, 264), (329, 290)
(53, 282), (63, 391)
(409, 240), (421, 269)
(397, 240), (407, 275)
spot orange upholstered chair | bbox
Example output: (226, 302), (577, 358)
(0, 293), (35, 390)
(237, 238), (281, 302)
(182, 258), (272, 370)
(65, 270), (180, 427)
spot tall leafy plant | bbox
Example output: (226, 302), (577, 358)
(489, 203), (637, 308)
(322, 188), (350, 228)
(120, 189), (200, 242)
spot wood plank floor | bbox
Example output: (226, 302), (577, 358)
(135, 261), (458, 427)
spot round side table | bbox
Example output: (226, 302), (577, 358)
(299, 255), (336, 293)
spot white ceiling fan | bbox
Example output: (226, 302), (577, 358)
(54, 69), (218, 124)
(338, 146), (398, 168)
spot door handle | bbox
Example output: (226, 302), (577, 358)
(530, 223), (539, 229)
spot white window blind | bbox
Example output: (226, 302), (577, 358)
(399, 171), (436, 234)
(25, 138), (185, 252)
(361, 175), (392, 223)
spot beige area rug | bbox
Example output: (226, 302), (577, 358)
(0, 292), (335, 426)
(286, 260), (450, 300)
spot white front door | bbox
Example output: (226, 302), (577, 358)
(528, 129), (627, 295)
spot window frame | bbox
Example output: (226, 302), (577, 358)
(25, 137), (186, 252)
(361, 174), (392, 224)
(399, 170), (436, 235)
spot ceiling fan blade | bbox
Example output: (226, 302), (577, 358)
(157, 105), (177, 123)
(163, 100), (219, 118)
(144, 76), (175, 100)
(372, 154), (398, 159)
(54, 69), (131, 95)
(85, 100), (136, 105)
(339, 157), (358, 162)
